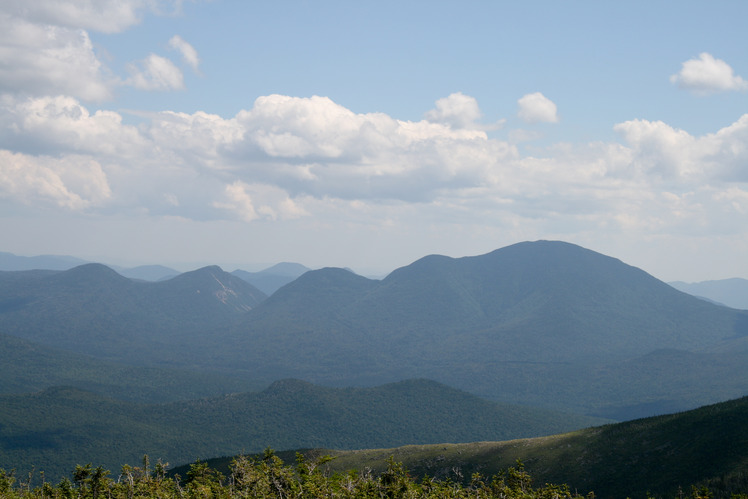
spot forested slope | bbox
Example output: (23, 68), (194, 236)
(0, 379), (604, 481)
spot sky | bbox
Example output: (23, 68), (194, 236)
(1, 1), (748, 281)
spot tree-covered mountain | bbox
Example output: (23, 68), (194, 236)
(1, 241), (747, 418)
(209, 241), (748, 417)
(0, 264), (266, 364)
(0, 379), (604, 482)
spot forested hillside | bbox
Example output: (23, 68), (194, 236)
(0, 332), (260, 402)
(181, 394), (748, 498)
(4, 394), (747, 498)
(0, 379), (604, 481)
(0, 264), (266, 365)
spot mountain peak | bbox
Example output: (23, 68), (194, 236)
(161, 265), (266, 312)
(49, 263), (131, 288)
(258, 262), (310, 277)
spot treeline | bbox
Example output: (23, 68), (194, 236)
(0, 450), (738, 499)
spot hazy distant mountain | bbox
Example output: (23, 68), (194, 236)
(214, 241), (748, 417)
(0, 251), (182, 281)
(232, 262), (311, 295)
(0, 264), (266, 364)
(114, 264), (180, 281)
(2, 241), (747, 419)
(0, 251), (89, 271)
(0, 378), (604, 481)
(669, 278), (748, 310)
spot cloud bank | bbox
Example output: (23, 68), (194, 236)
(1, 91), (746, 244)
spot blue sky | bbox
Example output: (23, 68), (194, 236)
(1, 1), (748, 281)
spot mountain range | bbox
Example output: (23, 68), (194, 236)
(0, 251), (309, 292)
(196, 241), (748, 418)
(0, 264), (266, 365)
(1, 240), (747, 422)
(2, 240), (748, 493)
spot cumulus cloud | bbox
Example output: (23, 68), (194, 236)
(0, 1), (193, 100)
(0, 150), (111, 210)
(0, 95), (146, 157)
(126, 54), (185, 91)
(517, 92), (559, 124)
(1, 90), (747, 248)
(614, 115), (748, 183)
(168, 35), (200, 73)
(227, 94), (508, 200)
(2, 0), (146, 34)
(670, 53), (748, 94)
(424, 92), (482, 129)
(424, 92), (505, 131)
(0, 14), (114, 100)
(213, 181), (308, 222)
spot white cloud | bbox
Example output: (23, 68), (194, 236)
(1, 90), (747, 255)
(424, 92), (482, 129)
(213, 181), (308, 222)
(614, 115), (748, 183)
(0, 1), (193, 100)
(0, 95), (147, 157)
(670, 53), (748, 94)
(168, 35), (200, 73)
(517, 92), (559, 124)
(424, 92), (505, 131)
(126, 54), (185, 91)
(0, 150), (111, 210)
(0, 14), (114, 101)
(2, 0), (147, 34)
(228, 94), (509, 200)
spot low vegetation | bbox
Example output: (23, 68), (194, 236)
(1, 450), (744, 498)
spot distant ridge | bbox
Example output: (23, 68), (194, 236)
(0, 263), (266, 364)
(114, 264), (180, 281)
(2, 241), (747, 419)
(0, 251), (181, 281)
(0, 251), (89, 271)
(670, 277), (748, 310)
(232, 262), (311, 295)
(216, 240), (748, 418)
